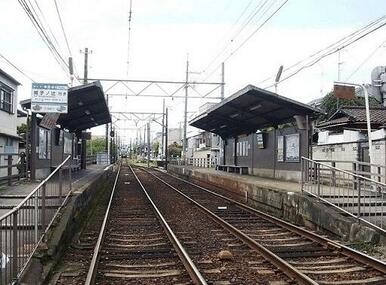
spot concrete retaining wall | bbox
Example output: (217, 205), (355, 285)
(20, 167), (115, 284)
(169, 165), (385, 245)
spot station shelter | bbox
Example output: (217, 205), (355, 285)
(20, 81), (111, 179)
(190, 85), (320, 182)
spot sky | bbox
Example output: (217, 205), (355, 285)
(1, 0), (386, 144)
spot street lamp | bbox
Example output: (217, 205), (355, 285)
(334, 81), (373, 166)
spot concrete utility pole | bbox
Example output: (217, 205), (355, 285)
(82, 47), (90, 84)
(165, 107), (168, 170)
(183, 59), (189, 162)
(221, 62), (225, 100)
(162, 99), (165, 158)
(105, 94), (109, 153)
(68, 57), (74, 87)
(147, 122), (150, 168)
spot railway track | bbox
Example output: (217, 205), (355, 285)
(133, 166), (295, 284)
(85, 163), (205, 285)
(139, 166), (386, 285)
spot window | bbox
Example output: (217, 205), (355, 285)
(0, 83), (14, 113)
(64, 136), (72, 155)
(38, 128), (51, 159)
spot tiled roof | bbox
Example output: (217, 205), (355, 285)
(317, 106), (386, 129)
(338, 106), (386, 123)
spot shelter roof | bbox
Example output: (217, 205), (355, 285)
(20, 81), (111, 132)
(190, 85), (320, 138)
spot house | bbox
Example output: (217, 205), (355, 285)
(0, 69), (21, 179)
(186, 130), (221, 165)
(313, 106), (386, 171)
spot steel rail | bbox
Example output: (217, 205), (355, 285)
(155, 168), (386, 275)
(141, 167), (317, 285)
(130, 165), (207, 285)
(84, 163), (122, 285)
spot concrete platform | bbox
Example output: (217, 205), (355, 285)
(0, 164), (112, 284)
(167, 164), (386, 244)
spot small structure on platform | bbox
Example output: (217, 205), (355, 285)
(190, 84), (320, 181)
(21, 81), (111, 179)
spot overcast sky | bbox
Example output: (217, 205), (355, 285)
(1, 0), (386, 143)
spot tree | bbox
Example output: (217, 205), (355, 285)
(168, 142), (182, 158)
(86, 138), (106, 155)
(319, 91), (381, 121)
(17, 123), (27, 136)
(152, 141), (160, 157)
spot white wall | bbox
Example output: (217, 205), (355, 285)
(0, 74), (18, 137)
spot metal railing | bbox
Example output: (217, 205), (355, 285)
(170, 157), (218, 168)
(301, 156), (386, 233)
(315, 159), (386, 184)
(86, 155), (97, 165)
(0, 153), (27, 186)
(0, 155), (72, 284)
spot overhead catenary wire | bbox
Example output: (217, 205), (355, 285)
(203, 0), (289, 81)
(202, 0), (268, 75)
(263, 16), (386, 89)
(257, 14), (386, 86)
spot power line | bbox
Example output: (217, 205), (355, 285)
(346, 38), (386, 80)
(204, 0), (289, 81)
(202, 0), (268, 75)
(33, 0), (62, 52)
(53, 0), (72, 57)
(0, 53), (35, 82)
(258, 14), (386, 86)
(263, 17), (386, 88)
(18, 0), (70, 78)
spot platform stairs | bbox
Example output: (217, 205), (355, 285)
(301, 157), (386, 233)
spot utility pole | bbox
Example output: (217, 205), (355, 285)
(337, 50), (343, 109)
(183, 59), (189, 163)
(147, 122), (150, 168)
(81, 47), (91, 84)
(162, 99), (165, 158)
(143, 125), (146, 157)
(221, 62), (225, 100)
(165, 107), (168, 170)
(105, 94), (109, 153)
(68, 57), (74, 87)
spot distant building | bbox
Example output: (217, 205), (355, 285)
(313, 106), (386, 171)
(168, 128), (182, 145)
(186, 131), (221, 163)
(0, 69), (21, 178)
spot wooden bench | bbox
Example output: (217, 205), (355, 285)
(216, 164), (248, 175)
